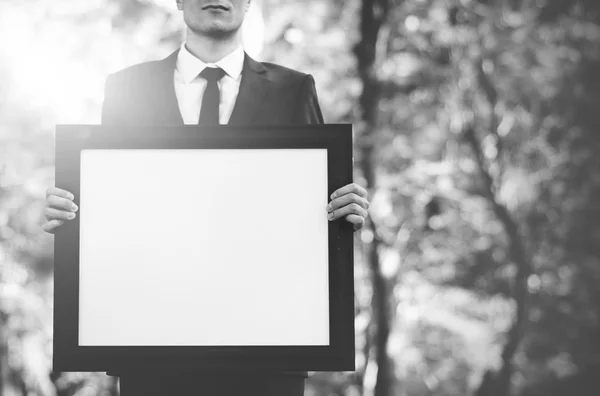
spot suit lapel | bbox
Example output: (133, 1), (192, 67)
(154, 49), (184, 125)
(149, 51), (268, 126)
(228, 54), (269, 125)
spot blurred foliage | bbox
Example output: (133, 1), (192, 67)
(1, 0), (600, 396)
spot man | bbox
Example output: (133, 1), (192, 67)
(43, 0), (369, 394)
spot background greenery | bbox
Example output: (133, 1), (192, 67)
(1, 0), (600, 395)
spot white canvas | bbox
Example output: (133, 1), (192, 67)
(78, 148), (330, 346)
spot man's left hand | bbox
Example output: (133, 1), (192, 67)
(327, 183), (370, 231)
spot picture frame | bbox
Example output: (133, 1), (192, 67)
(53, 124), (355, 372)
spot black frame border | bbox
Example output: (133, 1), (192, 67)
(53, 124), (355, 372)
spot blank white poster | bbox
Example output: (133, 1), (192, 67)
(78, 149), (329, 346)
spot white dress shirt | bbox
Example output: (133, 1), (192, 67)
(174, 44), (245, 125)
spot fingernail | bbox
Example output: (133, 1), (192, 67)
(326, 204), (332, 212)
(67, 213), (75, 220)
(72, 204), (78, 211)
(328, 212), (335, 220)
(68, 194), (75, 200)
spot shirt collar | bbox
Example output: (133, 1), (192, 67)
(176, 43), (245, 84)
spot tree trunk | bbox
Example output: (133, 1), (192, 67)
(465, 120), (531, 396)
(354, 1), (393, 396)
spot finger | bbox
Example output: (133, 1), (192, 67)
(42, 219), (64, 234)
(331, 183), (367, 200)
(47, 195), (78, 212)
(345, 214), (365, 231)
(44, 207), (76, 221)
(327, 193), (369, 212)
(328, 203), (368, 222)
(46, 187), (75, 201)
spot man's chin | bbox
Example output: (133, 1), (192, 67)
(193, 24), (239, 39)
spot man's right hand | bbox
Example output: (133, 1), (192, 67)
(42, 187), (78, 234)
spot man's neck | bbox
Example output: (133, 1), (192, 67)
(184, 29), (243, 63)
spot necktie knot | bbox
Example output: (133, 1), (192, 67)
(200, 67), (226, 82)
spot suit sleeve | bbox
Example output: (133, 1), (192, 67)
(294, 74), (324, 125)
(101, 74), (119, 125)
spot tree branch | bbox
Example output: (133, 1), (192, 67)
(476, 57), (503, 168)
(465, 123), (532, 396)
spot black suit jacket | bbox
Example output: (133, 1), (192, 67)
(101, 49), (324, 126)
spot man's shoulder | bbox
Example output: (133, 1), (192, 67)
(251, 60), (313, 86)
(107, 59), (166, 85)
(259, 61), (308, 77)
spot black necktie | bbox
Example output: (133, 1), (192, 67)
(198, 67), (226, 125)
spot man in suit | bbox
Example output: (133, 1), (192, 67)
(43, 0), (369, 394)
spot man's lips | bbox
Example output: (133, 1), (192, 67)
(202, 4), (230, 11)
